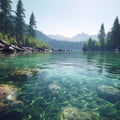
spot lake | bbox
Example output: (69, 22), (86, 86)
(0, 51), (120, 120)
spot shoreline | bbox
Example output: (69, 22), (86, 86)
(0, 40), (51, 55)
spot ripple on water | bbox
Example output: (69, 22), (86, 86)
(0, 52), (120, 120)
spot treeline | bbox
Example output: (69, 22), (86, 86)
(83, 17), (120, 51)
(48, 40), (83, 50)
(0, 0), (50, 49)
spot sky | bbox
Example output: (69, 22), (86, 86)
(12, 0), (120, 37)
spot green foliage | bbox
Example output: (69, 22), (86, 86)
(36, 30), (83, 50)
(82, 42), (88, 51)
(82, 38), (98, 51)
(83, 17), (120, 51)
(29, 12), (36, 37)
(106, 31), (112, 49)
(25, 37), (50, 49)
(15, 0), (25, 44)
(0, 0), (50, 50)
(0, 32), (3, 39)
(0, 32), (49, 49)
(0, 0), (13, 34)
(98, 23), (106, 50)
(107, 17), (120, 50)
(9, 36), (17, 44)
(0, 32), (17, 44)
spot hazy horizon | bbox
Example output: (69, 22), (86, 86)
(12, 0), (120, 37)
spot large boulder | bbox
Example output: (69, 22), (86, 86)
(0, 40), (16, 54)
(1, 46), (16, 54)
(0, 40), (9, 46)
(10, 45), (25, 52)
(0, 42), (5, 48)
(48, 83), (61, 94)
(0, 84), (23, 111)
(97, 85), (120, 103)
(0, 40), (36, 54)
(58, 107), (99, 120)
(22, 47), (36, 52)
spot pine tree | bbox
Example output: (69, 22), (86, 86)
(98, 23), (106, 50)
(15, 0), (25, 45)
(29, 12), (36, 38)
(110, 16), (120, 50)
(0, 0), (12, 34)
(82, 42), (88, 51)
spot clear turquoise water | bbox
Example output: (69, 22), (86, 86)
(0, 51), (120, 120)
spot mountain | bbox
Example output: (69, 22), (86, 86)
(71, 33), (98, 42)
(48, 34), (70, 41)
(36, 30), (83, 50)
(36, 30), (50, 43)
(7, 15), (83, 50)
(48, 32), (98, 42)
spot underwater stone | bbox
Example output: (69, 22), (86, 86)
(97, 85), (120, 103)
(10, 68), (40, 80)
(0, 84), (23, 111)
(48, 83), (61, 94)
(58, 107), (99, 120)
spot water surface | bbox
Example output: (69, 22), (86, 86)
(0, 51), (120, 120)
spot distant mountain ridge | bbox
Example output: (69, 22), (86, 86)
(48, 34), (70, 41)
(36, 30), (83, 50)
(71, 33), (98, 42)
(48, 33), (98, 42)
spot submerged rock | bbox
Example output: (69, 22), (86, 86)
(10, 68), (41, 80)
(58, 107), (99, 120)
(97, 85), (120, 103)
(0, 84), (23, 111)
(30, 68), (41, 74)
(48, 83), (61, 94)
